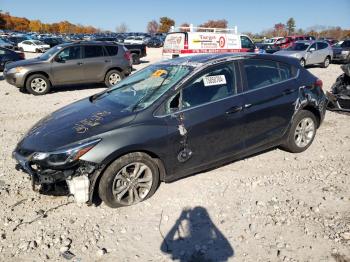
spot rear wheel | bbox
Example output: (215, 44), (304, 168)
(300, 59), (306, 67)
(98, 153), (160, 208)
(321, 56), (330, 68)
(104, 70), (124, 87)
(282, 110), (317, 153)
(25, 74), (51, 95)
(19, 47), (24, 52)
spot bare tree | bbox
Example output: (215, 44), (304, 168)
(147, 20), (159, 34)
(116, 22), (129, 33)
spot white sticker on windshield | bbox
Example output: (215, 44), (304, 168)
(203, 75), (227, 86)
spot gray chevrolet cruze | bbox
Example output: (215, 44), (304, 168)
(3, 41), (132, 95)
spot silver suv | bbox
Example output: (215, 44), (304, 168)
(3, 41), (132, 95)
(274, 40), (333, 68)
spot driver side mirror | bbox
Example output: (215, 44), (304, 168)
(309, 47), (316, 52)
(54, 56), (65, 63)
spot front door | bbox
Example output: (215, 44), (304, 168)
(51, 46), (84, 84)
(163, 62), (246, 176)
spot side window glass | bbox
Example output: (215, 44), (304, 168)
(182, 63), (236, 109)
(244, 59), (290, 90)
(84, 45), (104, 58)
(105, 45), (118, 56)
(241, 36), (253, 49)
(309, 43), (316, 50)
(56, 46), (81, 61)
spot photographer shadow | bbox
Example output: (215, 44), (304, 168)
(161, 206), (234, 262)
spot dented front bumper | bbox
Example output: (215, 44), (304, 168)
(326, 91), (350, 112)
(13, 151), (95, 203)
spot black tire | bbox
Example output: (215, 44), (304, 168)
(98, 152), (160, 208)
(104, 70), (124, 87)
(19, 47), (24, 52)
(132, 53), (140, 65)
(25, 74), (51, 95)
(281, 110), (317, 153)
(321, 56), (331, 68)
(300, 59), (306, 67)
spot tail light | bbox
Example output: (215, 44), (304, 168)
(315, 78), (323, 90)
(124, 50), (131, 61)
(184, 35), (188, 50)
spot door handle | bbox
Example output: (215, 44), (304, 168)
(105, 60), (111, 63)
(283, 89), (295, 95)
(226, 106), (243, 114)
(77, 62), (83, 65)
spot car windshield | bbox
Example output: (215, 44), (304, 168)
(102, 64), (192, 111)
(38, 45), (62, 60)
(33, 40), (44, 45)
(288, 43), (310, 51)
(333, 41), (344, 47)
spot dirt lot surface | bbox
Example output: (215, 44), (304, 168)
(0, 49), (349, 262)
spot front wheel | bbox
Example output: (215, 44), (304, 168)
(104, 70), (124, 87)
(25, 74), (51, 95)
(132, 53), (140, 65)
(281, 110), (317, 153)
(98, 153), (160, 208)
(300, 59), (306, 67)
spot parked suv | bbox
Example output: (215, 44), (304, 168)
(274, 40), (333, 68)
(4, 41), (132, 95)
(13, 54), (327, 207)
(332, 39), (350, 63)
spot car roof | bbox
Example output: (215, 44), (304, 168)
(60, 41), (120, 47)
(159, 53), (301, 68)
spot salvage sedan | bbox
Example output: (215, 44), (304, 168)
(13, 53), (327, 208)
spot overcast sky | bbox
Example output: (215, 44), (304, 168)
(1, 0), (350, 32)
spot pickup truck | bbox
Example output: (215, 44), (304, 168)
(123, 44), (147, 65)
(94, 38), (147, 65)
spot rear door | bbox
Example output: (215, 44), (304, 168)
(51, 45), (84, 84)
(240, 58), (299, 150)
(317, 42), (330, 62)
(82, 45), (109, 82)
(162, 61), (246, 175)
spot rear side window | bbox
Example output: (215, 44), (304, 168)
(105, 45), (118, 56)
(317, 42), (328, 50)
(243, 59), (296, 91)
(83, 45), (104, 58)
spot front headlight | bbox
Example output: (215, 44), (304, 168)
(341, 50), (349, 55)
(32, 139), (101, 167)
(15, 67), (25, 73)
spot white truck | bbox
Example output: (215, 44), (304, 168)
(162, 24), (257, 59)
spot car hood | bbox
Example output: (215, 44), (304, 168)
(17, 97), (137, 152)
(332, 47), (344, 55)
(6, 58), (45, 69)
(274, 50), (304, 57)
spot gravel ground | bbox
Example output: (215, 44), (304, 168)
(0, 49), (349, 262)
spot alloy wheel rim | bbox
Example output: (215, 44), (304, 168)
(109, 73), (121, 85)
(300, 60), (305, 67)
(294, 117), (315, 148)
(112, 162), (153, 205)
(30, 78), (47, 93)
